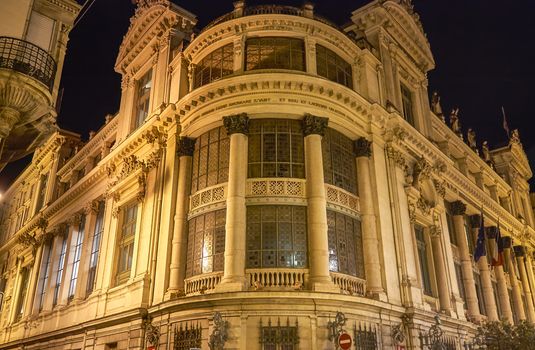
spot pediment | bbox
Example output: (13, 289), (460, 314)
(510, 142), (533, 179)
(115, 0), (196, 74)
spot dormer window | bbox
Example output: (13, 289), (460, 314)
(134, 69), (152, 130)
(400, 83), (415, 126)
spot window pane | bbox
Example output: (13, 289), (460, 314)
(193, 44), (234, 89)
(246, 37), (305, 72)
(316, 44), (353, 89)
(322, 128), (357, 194)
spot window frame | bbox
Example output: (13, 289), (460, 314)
(245, 36), (306, 72)
(193, 43), (234, 89)
(87, 201), (105, 295)
(414, 224), (435, 297)
(315, 44), (353, 89)
(115, 202), (138, 285)
(400, 83), (415, 126)
(53, 231), (69, 307)
(133, 68), (153, 130)
(68, 214), (86, 299)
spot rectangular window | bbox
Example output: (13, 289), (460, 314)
(454, 262), (466, 308)
(87, 201), (105, 295)
(134, 69), (152, 130)
(35, 174), (48, 213)
(15, 268), (30, 320)
(116, 203), (137, 285)
(38, 243), (53, 310)
(53, 232), (68, 306)
(245, 37), (305, 72)
(316, 44), (353, 89)
(193, 43), (234, 88)
(68, 215), (86, 299)
(474, 272), (486, 315)
(415, 225), (433, 296)
(25, 11), (55, 51)
(400, 84), (415, 126)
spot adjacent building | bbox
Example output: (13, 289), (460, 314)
(1, 0), (535, 349)
(0, 0), (81, 170)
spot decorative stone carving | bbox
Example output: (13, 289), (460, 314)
(112, 207), (121, 218)
(302, 114), (328, 136)
(208, 312), (229, 350)
(469, 214), (481, 229)
(354, 137), (372, 158)
(119, 155), (145, 180)
(391, 324), (405, 345)
(429, 225), (441, 237)
(143, 315), (160, 347)
(411, 156), (432, 186)
(416, 196), (432, 216)
(510, 129), (521, 145)
(449, 108), (461, 137)
(450, 201), (466, 216)
(18, 232), (37, 249)
(433, 180), (446, 198)
(433, 160), (447, 175)
(144, 150), (162, 170)
(501, 236), (512, 249)
(106, 163), (116, 178)
(513, 245), (525, 257)
(177, 137), (196, 157)
(386, 145), (407, 169)
(467, 128), (477, 152)
(408, 202), (416, 223)
(36, 217), (48, 232)
(431, 91), (444, 121)
(223, 113), (249, 135)
(68, 213), (82, 226)
(84, 200), (99, 215)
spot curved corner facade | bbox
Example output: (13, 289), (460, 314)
(1, 1), (535, 349)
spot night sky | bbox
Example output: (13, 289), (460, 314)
(2, 0), (535, 191)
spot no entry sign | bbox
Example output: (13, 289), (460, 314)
(338, 332), (352, 350)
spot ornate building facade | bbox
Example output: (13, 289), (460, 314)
(0, 0), (81, 170)
(0, 0), (534, 349)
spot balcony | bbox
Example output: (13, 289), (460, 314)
(0, 37), (56, 92)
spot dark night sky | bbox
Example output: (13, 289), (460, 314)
(2, 0), (535, 192)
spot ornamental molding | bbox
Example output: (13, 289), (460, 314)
(116, 1), (196, 73)
(177, 74), (378, 135)
(187, 16), (361, 65)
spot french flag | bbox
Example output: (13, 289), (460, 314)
(490, 225), (504, 267)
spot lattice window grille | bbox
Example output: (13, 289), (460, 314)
(354, 323), (378, 350)
(259, 317), (299, 350)
(174, 322), (202, 350)
(418, 333), (457, 350)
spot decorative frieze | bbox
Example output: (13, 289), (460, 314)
(354, 137), (372, 158)
(302, 114), (328, 136)
(223, 113), (249, 135)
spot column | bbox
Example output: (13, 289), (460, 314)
(503, 237), (526, 321)
(450, 201), (480, 320)
(470, 215), (498, 321)
(525, 250), (535, 306)
(429, 225), (452, 314)
(74, 201), (99, 300)
(168, 137), (195, 296)
(514, 245), (535, 322)
(303, 114), (338, 293)
(216, 114), (249, 292)
(354, 137), (384, 297)
(22, 244), (43, 319)
(487, 226), (514, 323)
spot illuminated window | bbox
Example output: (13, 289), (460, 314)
(400, 84), (415, 126)
(134, 69), (152, 129)
(193, 44), (233, 88)
(185, 209), (226, 278)
(37, 242), (52, 310)
(415, 225), (433, 296)
(190, 127), (229, 194)
(245, 37), (305, 71)
(322, 128), (357, 194)
(87, 201), (105, 295)
(14, 267), (30, 320)
(116, 203), (137, 285)
(327, 210), (363, 278)
(248, 119), (304, 179)
(316, 44), (353, 88)
(246, 206), (307, 269)
(68, 215), (86, 299)
(53, 231), (68, 306)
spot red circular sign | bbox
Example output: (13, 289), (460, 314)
(338, 333), (352, 350)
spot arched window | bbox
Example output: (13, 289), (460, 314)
(327, 210), (364, 278)
(186, 209), (226, 277)
(322, 128), (357, 194)
(191, 127), (230, 194)
(248, 119), (304, 178)
(193, 44), (234, 89)
(246, 205), (307, 269)
(316, 44), (353, 88)
(245, 37), (305, 71)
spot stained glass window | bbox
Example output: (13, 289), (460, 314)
(246, 206), (307, 269)
(186, 209), (226, 278)
(191, 127), (229, 194)
(248, 119), (304, 179)
(327, 210), (363, 278)
(193, 44), (234, 89)
(322, 128), (357, 194)
(245, 37), (305, 71)
(316, 44), (353, 89)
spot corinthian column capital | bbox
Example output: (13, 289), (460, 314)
(354, 137), (372, 158)
(177, 137), (196, 157)
(223, 113), (249, 135)
(302, 114), (328, 136)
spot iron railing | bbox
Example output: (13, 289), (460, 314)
(0, 37), (56, 91)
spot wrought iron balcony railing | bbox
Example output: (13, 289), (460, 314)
(0, 37), (56, 92)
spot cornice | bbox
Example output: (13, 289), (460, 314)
(56, 116), (118, 179)
(185, 15), (362, 65)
